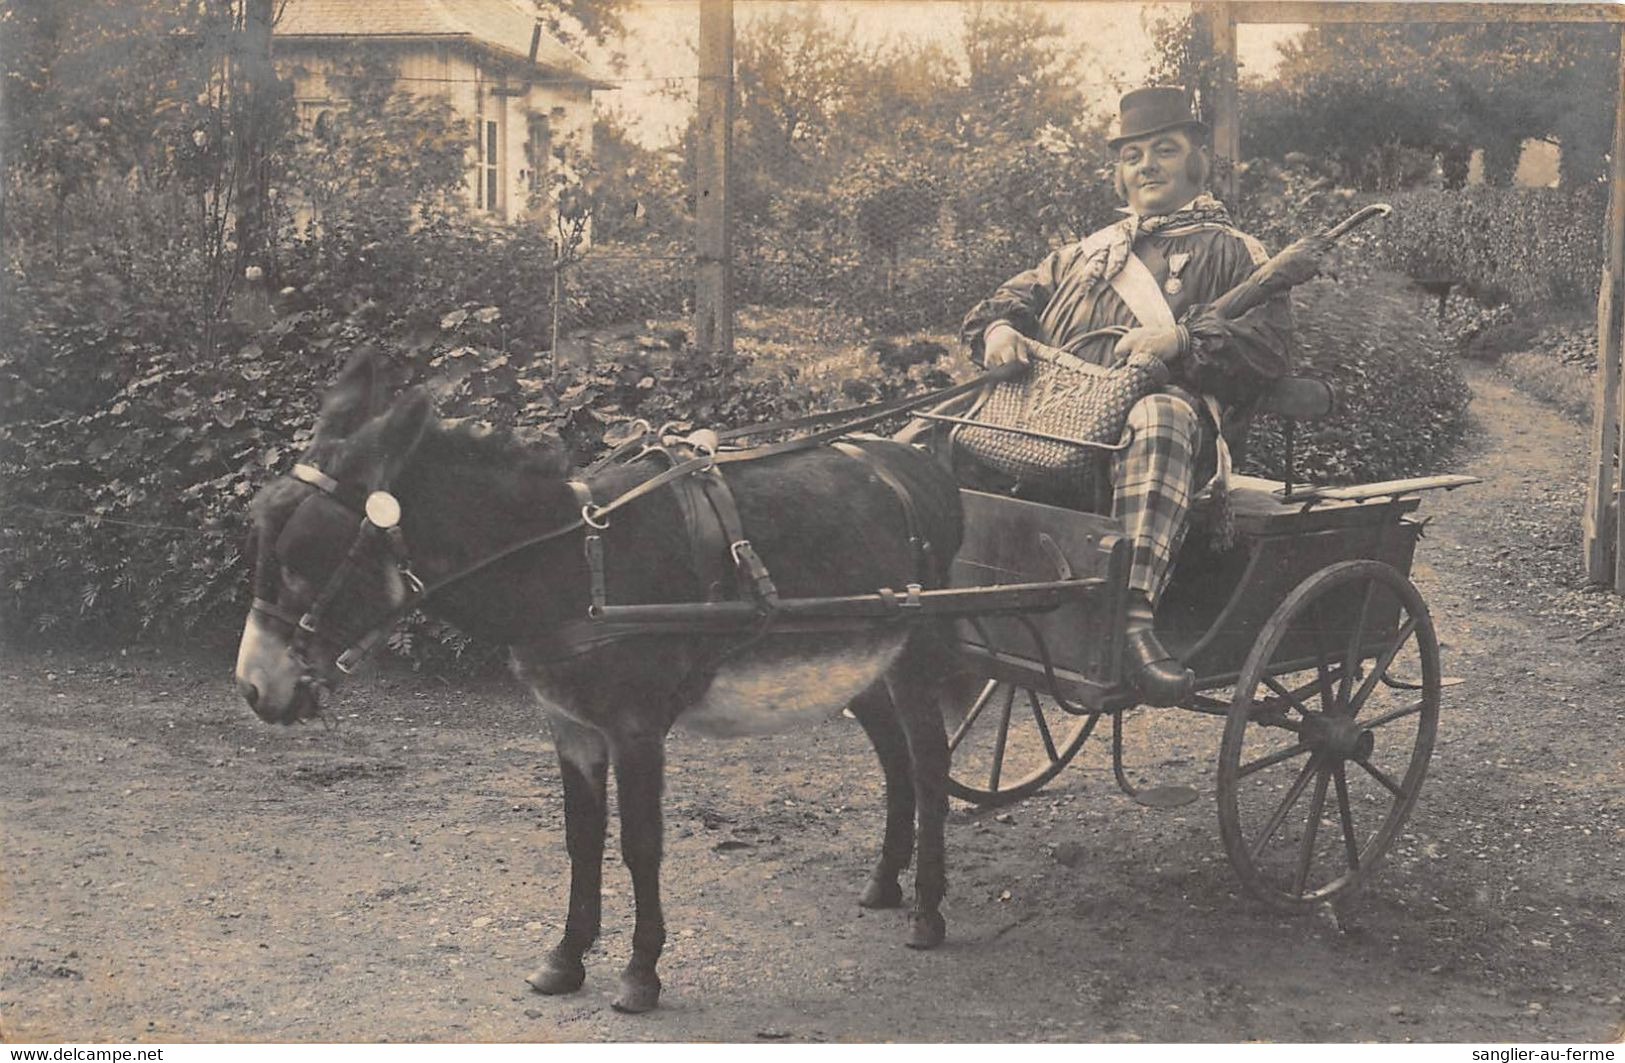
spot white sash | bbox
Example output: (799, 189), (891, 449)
(1108, 253), (1178, 331)
(1107, 253), (1231, 507)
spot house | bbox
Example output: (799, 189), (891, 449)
(274, 0), (609, 224)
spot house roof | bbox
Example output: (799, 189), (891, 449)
(276, 0), (610, 86)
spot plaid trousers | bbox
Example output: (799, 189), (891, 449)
(1110, 393), (1209, 604)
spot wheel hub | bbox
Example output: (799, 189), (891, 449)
(1302, 713), (1375, 761)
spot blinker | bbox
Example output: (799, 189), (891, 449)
(365, 491), (402, 529)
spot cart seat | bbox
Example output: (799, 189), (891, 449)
(1256, 376), (1335, 421)
(924, 374), (1336, 511)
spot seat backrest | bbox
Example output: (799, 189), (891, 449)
(1257, 376), (1335, 421)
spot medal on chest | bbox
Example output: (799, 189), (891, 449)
(1165, 252), (1191, 296)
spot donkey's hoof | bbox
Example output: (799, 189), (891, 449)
(611, 970), (661, 1013)
(859, 875), (904, 910)
(526, 959), (586, 996)
(906, 910), (946, 950)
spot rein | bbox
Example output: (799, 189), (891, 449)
(579, 361), (1023, 528)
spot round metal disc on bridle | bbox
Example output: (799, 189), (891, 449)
(365, 491), (402, 529)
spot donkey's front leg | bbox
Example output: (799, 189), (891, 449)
(528, 713), (608, 996)
(611, 734), (667, 1013)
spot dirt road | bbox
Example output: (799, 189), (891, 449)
(2, 365), (1622, 1043)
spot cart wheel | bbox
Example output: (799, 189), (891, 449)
(1217, 559), (1440, 911)
(946, 679), (1100, 807)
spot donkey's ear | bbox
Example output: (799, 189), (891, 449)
(312, 348), (391, 442)
(370, 388), (435, 489)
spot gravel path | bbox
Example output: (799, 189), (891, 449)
(1, 363), (1621, 1043)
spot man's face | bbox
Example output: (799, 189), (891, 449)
(1116, 128), (1204, 215)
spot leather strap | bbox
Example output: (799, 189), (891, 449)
(695, 467), (779, 610)
(672, 472), (729, 602)
(831, 440), (931, 583)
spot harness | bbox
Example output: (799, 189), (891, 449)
(254, 367), (1014, 685)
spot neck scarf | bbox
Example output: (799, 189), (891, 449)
(1073, 193), (1235, 302)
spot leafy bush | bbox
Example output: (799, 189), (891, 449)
(1369, 186), (1606, 310)
(733, 137), (1119, 333)
(0, 281), (843, 654)
(1243, 274), (1473, 485)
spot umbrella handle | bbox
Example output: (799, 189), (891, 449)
(1322, 203), (1392, 242)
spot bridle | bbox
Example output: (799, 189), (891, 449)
(251, 462), (593, 689)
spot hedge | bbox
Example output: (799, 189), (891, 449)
(1367, 186), (1607, 311)
(1243, 273), (1473, 485)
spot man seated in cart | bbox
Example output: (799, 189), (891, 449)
(959, 86), (1295, 707)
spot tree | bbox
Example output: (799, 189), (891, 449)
(958, 2), (1091, 147)
(1150, 14), (1619, 190)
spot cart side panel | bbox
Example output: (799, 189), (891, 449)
(1180, 515), (1423, 685)
(953, 490), (1130, 686)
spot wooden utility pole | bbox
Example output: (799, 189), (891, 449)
(230, 0), (277, 327)
(694, 0), (734, 356)
(1583, 22), (1625, 591)
(1200, 3), (1241, 206)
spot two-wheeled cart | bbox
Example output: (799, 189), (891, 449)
(934, 375), (1477, 911)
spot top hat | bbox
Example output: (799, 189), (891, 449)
(1108, 86), (1207, 149)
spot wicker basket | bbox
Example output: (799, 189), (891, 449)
(953, 346), (1164, 493)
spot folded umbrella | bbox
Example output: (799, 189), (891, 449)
(1203, 203), (1392, 325)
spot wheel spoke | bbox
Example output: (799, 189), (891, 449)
(1333, 762), (1360, 872)
(1354, 755), (1407, 798)
(987, 683), (1016, 792)
(1250, 753), (1321, 861)
(1360, 698), (1424, 732)
(948, 679), (998, 753)
(1025, 688), (1059, 764)
(1260, 674), (1318, 719)
(1339, 579), (1380, 707)
(1237, 740), (1312, 779)
(1293, 767), (1332, 896)
(1346, 616), (1420, 719)
(1304, 600), (1334, 713)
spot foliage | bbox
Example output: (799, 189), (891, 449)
(1149, 13), (1619, 191)
(584, 110), (690, 245)
(1370, 186), (1607, 310)
(283, 54), (471, 241)
(1242, 275), (1472, 486)
(0, 5), (655, 654)
(1232, 153), (1606, 317)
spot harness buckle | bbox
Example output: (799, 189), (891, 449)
(582, 504), (610, 530)
(730, 539), (780, 609)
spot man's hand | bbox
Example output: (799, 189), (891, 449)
(1113, 326), (1184, 366)
(982, 321), (1035, 368)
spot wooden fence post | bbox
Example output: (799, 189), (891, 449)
(694, 0), (734, 357)
(1583, 23), (1625, 592)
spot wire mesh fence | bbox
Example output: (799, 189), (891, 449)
(561, 1), (1132, 347)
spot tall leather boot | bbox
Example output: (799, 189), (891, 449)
(1123, 591), (1194, 707)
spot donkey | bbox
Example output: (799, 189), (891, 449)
(234, 353), (970, 1012)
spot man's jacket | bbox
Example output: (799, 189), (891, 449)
(960, 200), (1296, 464)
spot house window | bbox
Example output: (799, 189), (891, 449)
(526, 115), (551, 197)
(477, 118), (500, 212)
(297, 100), (339, 141)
